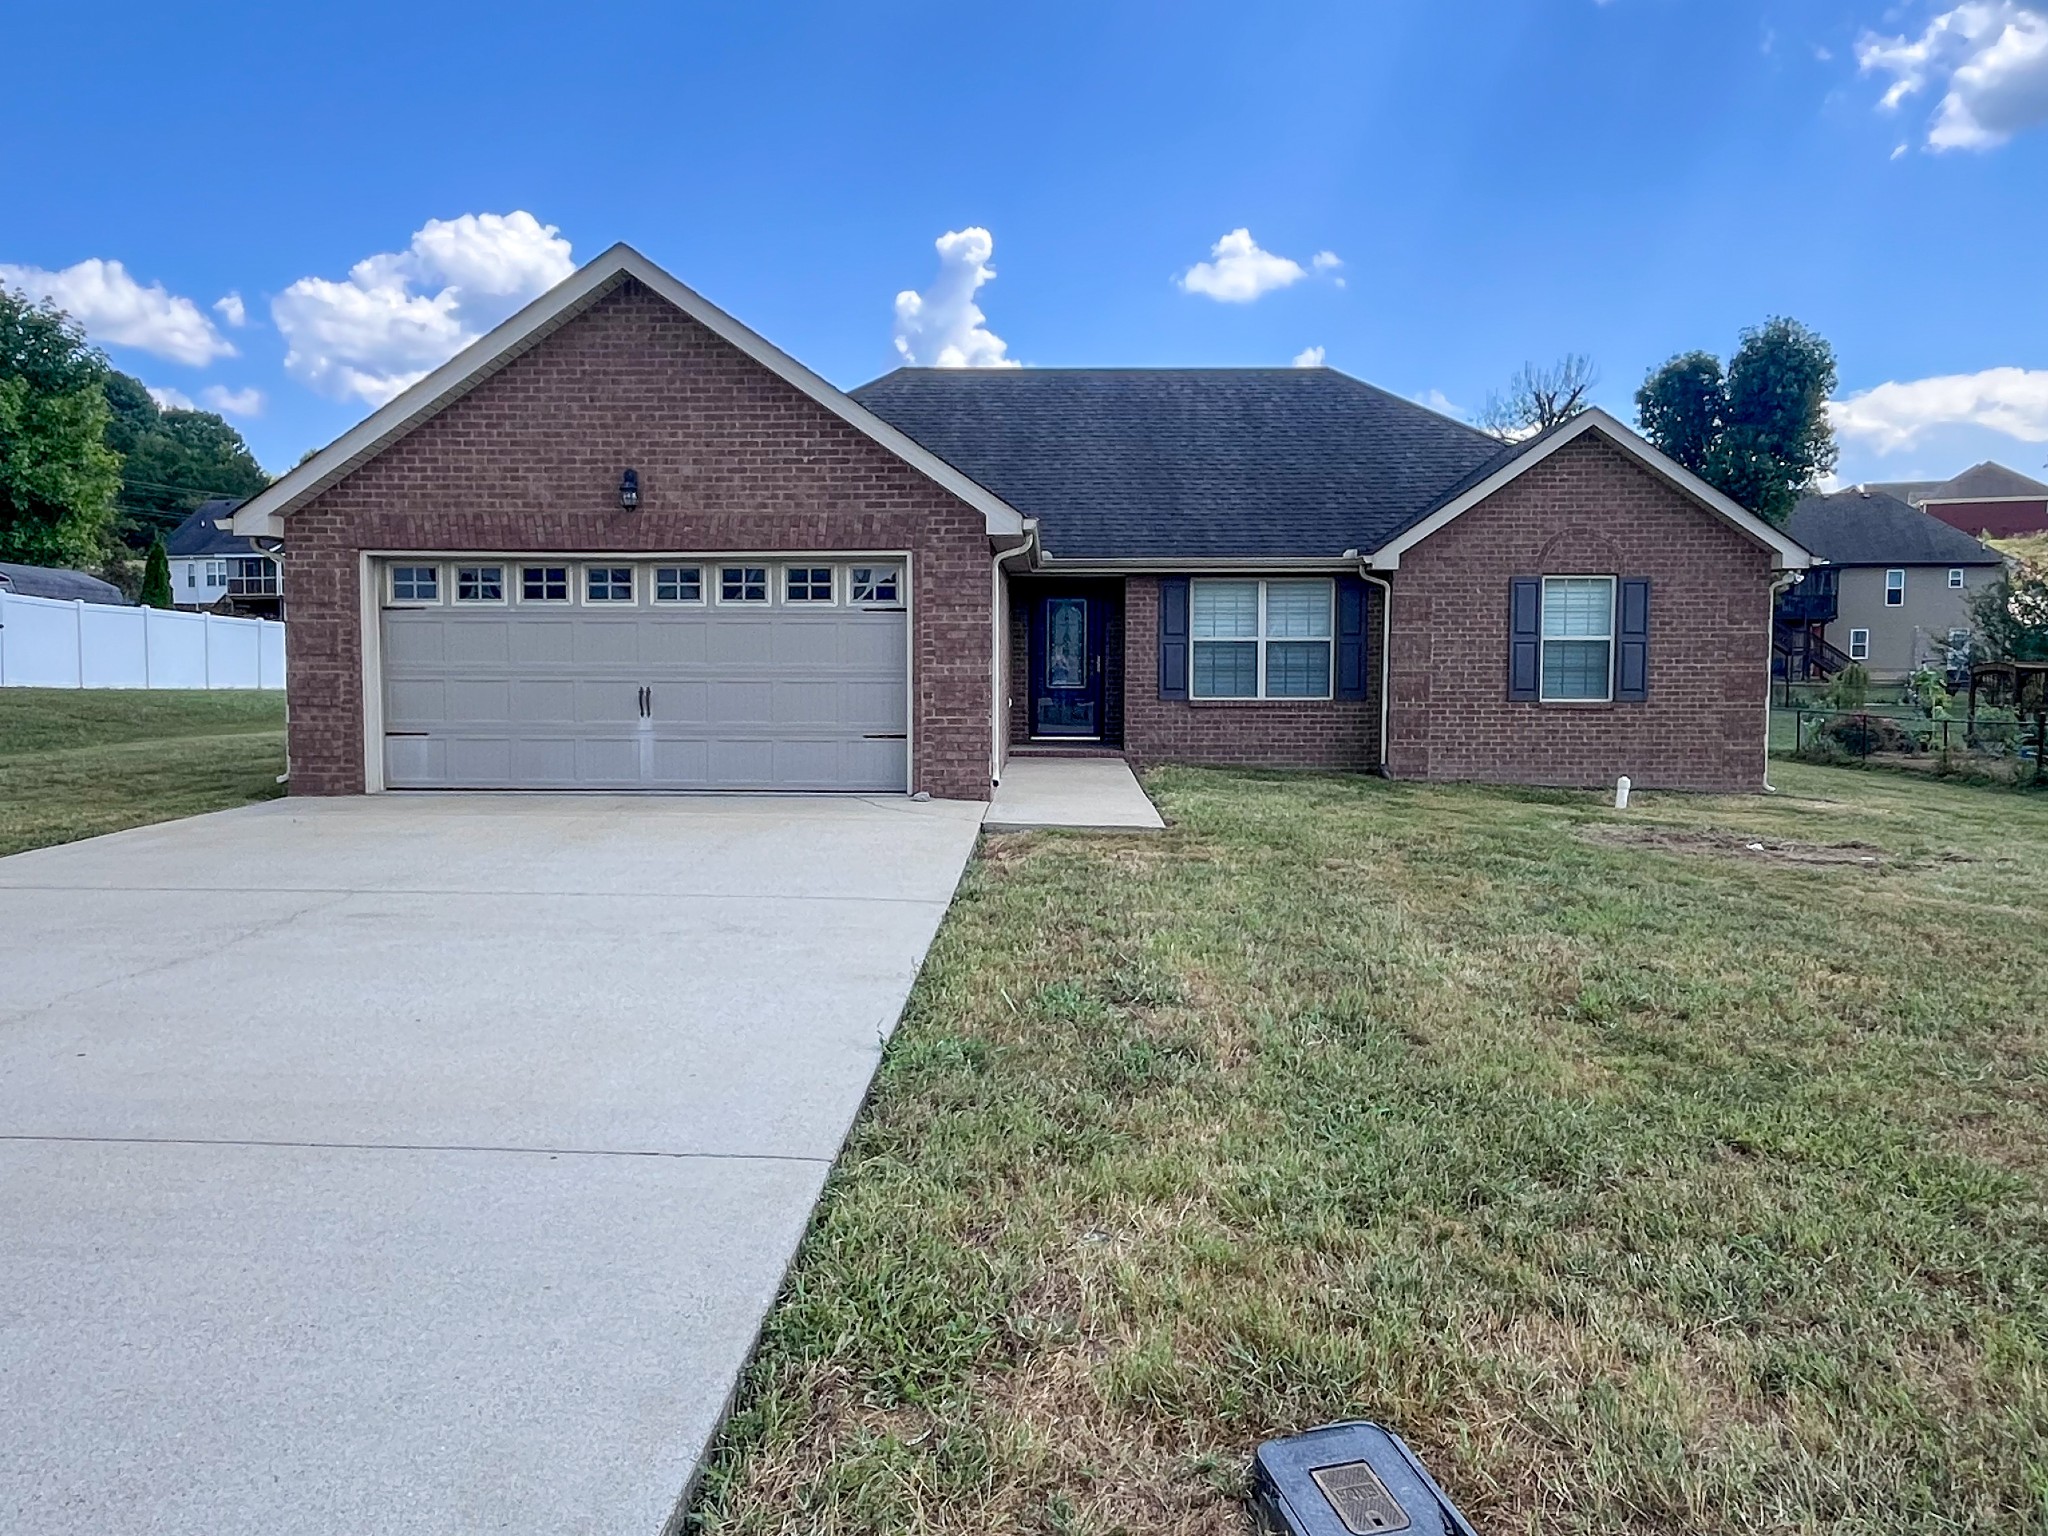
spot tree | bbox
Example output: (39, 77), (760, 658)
(139, 534), (173, 608)
(1969, 557), (2048, 663)
(1635, 318), (1838, 526)
(0, 289), (121, 568)
(102, 370), (269, 549)
(1479, 354), (1597, 441)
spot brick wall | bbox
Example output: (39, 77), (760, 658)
(281, 278), (994, 800)
(1384, 434), (1773, 792)
(1122, 576), (1383, 770)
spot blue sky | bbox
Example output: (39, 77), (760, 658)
(4, 0), (2044, 486)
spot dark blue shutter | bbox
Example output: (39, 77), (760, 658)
(1508, 577), (1541, 701)
(1336, 576), (1369, 699)
(1616, 578), (1650, 702)
(1159, 578), (1189, 699)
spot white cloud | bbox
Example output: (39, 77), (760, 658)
(0, 258), (235, 365)
(146, 384), (195, 410)
(214, 291), (247, 327)
(1292, 345), (1326, 367)
(200, 384), (264, 417)
(1177, 228), (1335, 303)
(1830, 366), (2048, 451)
(1415, 388), (1465, 418)
(1858, 3), (2048, 149)
(271, 211), (575, 406)
(892, 227), (1017, 368)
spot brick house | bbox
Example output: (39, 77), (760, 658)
(232, 244), (1813, 800)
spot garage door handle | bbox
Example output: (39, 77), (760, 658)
(638, 685), (650, 718)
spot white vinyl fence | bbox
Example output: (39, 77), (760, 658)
(0, 591), (285, 690)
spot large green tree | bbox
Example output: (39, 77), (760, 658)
(1635, 318), (1838, 526)
(0, 288), (121, 567)
(102, 371), (269, 549)
(138, 535), (174, 609)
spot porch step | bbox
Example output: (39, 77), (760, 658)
(1010, 743), (1127, 759)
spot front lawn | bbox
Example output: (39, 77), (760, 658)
(691, 762), (2047, 1535)
(0, 689), (286, 857)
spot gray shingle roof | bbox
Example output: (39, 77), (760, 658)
(0, 562), (129, 604)
(850, 368), (1505, 560)
(165, 499), (258, 557)
(1923, 461), (2048, 501)
(1786, 489), (2004, 567)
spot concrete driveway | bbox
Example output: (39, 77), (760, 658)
(0, 793), (983, 1535)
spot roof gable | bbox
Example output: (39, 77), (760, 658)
(232, 245), (1025, 540)
(1364, 410), (1814, 571)
(1924, 461), (2048, 502)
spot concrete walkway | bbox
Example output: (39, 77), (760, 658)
(985, 756), (1166, 832)
(0, 793), (982, 1536)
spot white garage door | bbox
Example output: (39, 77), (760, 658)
(378, 558), (909, 791)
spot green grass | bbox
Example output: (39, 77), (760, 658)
(690, 763), (2048, 1536)
(0, 689), (286, 857)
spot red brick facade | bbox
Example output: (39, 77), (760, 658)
(281, 278), (995, 800)
(1121, 576), (1385, 771)
(1383, 434), (1772, 791)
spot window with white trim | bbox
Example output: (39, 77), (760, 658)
(1540, 576), (1615, 702)
(654, 565), (703, 603)
(850, 564), (901, 604)
(205, 559), (227, 585)
(1948, 567), (1965, 588)
(719, 565), (768, 603)
(520, 565), (570, 602)
(1190, 578), (1333, 699)
(785, 565), (834, 603)
(455, 565), (504, 603)
(585, 565), (634, 602)
(1848, 628), (1870, 660)
(1885, 568), (1905, 606)
(390, 565), (439, 603)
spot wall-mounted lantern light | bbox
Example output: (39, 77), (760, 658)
(619, 469), (640, 510)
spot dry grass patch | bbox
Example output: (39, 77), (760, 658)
(690, 763), (2048, 1536)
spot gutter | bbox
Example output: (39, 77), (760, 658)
(1349, 551), (1393, 776)
(990, 522), (1040, 787)
(1764, 568), (1805, 794)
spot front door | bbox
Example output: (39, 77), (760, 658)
(1033, 594), (1104, 739)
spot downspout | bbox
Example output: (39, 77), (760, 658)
(990, 523), (1038, 788)
(251, 532), (290, 786)
(1764, 568), (1803, 793)
(1349, 550), (1393, 776)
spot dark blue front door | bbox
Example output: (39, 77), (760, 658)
(1034, 595), (1103, 738)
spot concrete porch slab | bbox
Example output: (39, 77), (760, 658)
(985, 756), (1165, 833)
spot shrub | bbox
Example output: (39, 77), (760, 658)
(1823, 662), (1870, 710)
(1824, 712), (1913, 757)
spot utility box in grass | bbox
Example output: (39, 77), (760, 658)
(1251, 1421), (1477, 1536)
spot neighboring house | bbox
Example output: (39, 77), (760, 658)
(228, 244), (1811, 800)
(1871, 462), (2048, 540)
(167, 499), (284, 618)
(1784, 488), (2004, 681)
(0, 563), (128, 605)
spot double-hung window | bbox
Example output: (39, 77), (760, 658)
(1189, 578), (1333, 699)
(1848, 628), (1870, 661)
(1540, 577), (1615, 701)
(1948, 567), (1965, 589)
(1885, 568), (1906, 606)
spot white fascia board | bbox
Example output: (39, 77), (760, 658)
(232, 243), (1025, 540)
(1363, 409), (1815, 572)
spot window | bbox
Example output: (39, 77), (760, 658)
(185, 564), (196, 589)
(1848, 628), (1870, 661)
(1886, 568), (1906, 606)
(390, 565), (438, 603)
(785, 565), (835, 603)
(1540, 576), (1615, 702)
(206, 560), (227, 585)
(455, 565), (504, 603)
(585, 565), (634, 602)
(520, 565), (570, 602)
(720, 565), (768, 602)
(228, 557), (276, 596)
(1189, 578), (1334, 699)
(1949, 567), (1966, 589)
(654, 565), (703, 603)
(850, 564), (901, 605)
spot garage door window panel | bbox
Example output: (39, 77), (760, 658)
(655, 566), (704, 604)
(785, 566), (835, 604)
(585, 566), (635, 603)
(521, 566), (570, 603)
(851, 565), (902, 605)
(390, 565), (441, 604)
(720, 566), (769, 603)
(455, 566), (505, 603)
